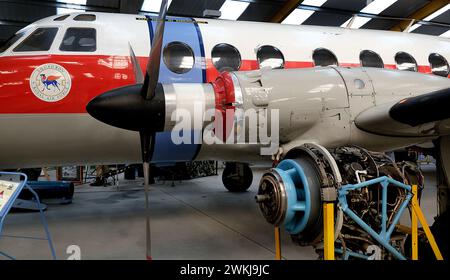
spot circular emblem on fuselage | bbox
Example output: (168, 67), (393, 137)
(29, 63), (72, 102)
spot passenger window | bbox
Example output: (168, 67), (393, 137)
(73, 14), (96, 21)
(429, 53), (449, 77)
(60, 28), (96, 52)
(360, 50), (384, 68)
(0, 32), (25, 53)
(13, 28), (58, 52)
(313, 48), (338, 67)
(163, 41), (194, 74)
(211, 43), (241, 72)
(257, 45), (284, 69)
(54, 14), (70, 21)
(395, 52), (417, 72)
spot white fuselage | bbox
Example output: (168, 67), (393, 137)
(0, 12), (449, 168)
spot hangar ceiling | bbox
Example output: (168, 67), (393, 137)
(0, 0), (449, 43)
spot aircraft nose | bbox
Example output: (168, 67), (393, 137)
(86, 84), (166, 132)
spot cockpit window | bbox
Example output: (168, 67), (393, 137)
(60, 28), (96, 52)
(0, 32), (25, 53)
(395, 52), (417, 72)
(313, 48), (339, 67)
(73, 14), (96, 21)
(54, 14), (70, 21)
(13, 28), (58, 52)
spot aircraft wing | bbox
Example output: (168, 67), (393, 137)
(355, 87), (450, 137)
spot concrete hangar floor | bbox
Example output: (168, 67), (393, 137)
(0, 165), (438, 260)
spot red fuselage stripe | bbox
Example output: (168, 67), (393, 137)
(0, 55), (441, 114)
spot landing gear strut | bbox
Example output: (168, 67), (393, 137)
(222, 162), (253, 192)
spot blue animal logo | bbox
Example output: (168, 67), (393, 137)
(30, 63), (72, 102)
(40, 74), (60, 90)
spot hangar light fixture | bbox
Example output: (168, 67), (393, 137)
(56, 0), (86, 14)
(142, 0), (173, 13)
(408, 4), (450, 33)
(341, 0), (398, 29)
(219, 0), (250, 20)
(281, 0), (327, 25)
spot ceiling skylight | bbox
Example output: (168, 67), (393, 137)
(342, 0), (398, 28)
(141, 0), (173, 13)
(408, 4), (450, 32)
(281, 0), (327, 25)
(56, 0), (86, 14)
(219, 0), (250, 20)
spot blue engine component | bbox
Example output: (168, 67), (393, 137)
(256, 159), (313, 235)
(275, 160), (312, 234)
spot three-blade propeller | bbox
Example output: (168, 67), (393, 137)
(86, 0), (169, 260)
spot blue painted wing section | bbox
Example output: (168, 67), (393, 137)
(145, 16), (206, 162)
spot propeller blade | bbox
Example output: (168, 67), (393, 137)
(86, 0), (170, 261)
(138, 1), (169, 255)
(140, 131), (154, 260)
(143, 160), (152, 260)
(142, 0), (169, 100)
(129, 43), (144, 84)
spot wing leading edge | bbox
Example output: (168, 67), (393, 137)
(355, 87), (450, 137)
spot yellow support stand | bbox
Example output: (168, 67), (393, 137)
(274, 227), (282, 260)
(323, 202), (335, 260)
(411, 185), (419, 260)
(411, 185), (444, 260)
(270, 185), (442, 261)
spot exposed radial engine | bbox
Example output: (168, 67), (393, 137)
(256, 145), (423, 260)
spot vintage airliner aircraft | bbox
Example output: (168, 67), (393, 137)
(1, 0), (450, 259)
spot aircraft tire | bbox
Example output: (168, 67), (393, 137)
(222, 162), (253, 192)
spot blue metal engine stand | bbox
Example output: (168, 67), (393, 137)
(337, 176), (413, 260)
(0, 172), (56, 260)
